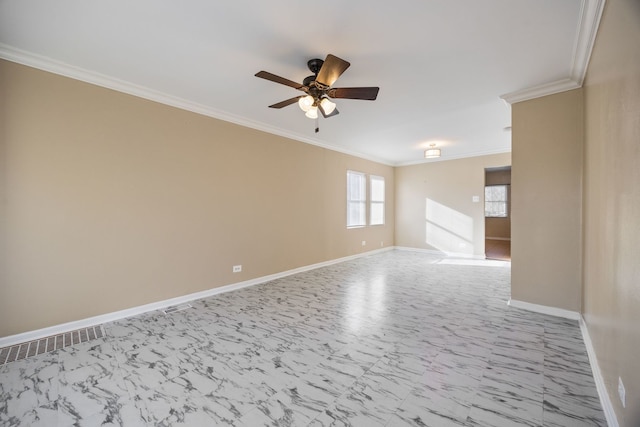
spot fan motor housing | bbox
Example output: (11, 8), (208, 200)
(303, 75), (316, 87)
(307, 58), (324, 74)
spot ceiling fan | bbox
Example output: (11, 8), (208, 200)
(255, 54), (379, 131)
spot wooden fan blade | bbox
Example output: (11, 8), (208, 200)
(328, 87), (379, 100)
(316, 54), (350, 87)
(319, 104), (340, 118)
(255, 71), (304, 90)
(269, 96), (303, 109)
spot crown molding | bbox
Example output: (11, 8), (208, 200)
(396, 147), (512, 167)
(571, 0), (606, 85)
(500, 0), (605, 105)
(0, 44), (394, 167)
(500, 78), (581, 105)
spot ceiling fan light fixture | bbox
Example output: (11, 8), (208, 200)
(319, 97), (336, 115)
(424, 144), (441, 159)
(255, 54), (379, 128)
(298, 95), (314, 112)
(305, 105), (318, 119)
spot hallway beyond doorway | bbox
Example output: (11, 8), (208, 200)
(485, 238), (511, 261)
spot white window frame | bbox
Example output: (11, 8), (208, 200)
(347, 170), (367, 228)
(369, 175), (385, 226)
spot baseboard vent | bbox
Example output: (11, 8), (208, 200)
(0, 325), (105, 366)
(163, 303), (193, 315)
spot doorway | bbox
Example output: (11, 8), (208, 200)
(484, 166), (511, 261)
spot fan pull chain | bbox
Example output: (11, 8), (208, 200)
(315, 117), (319, 133)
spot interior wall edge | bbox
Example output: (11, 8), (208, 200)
(579, 316), (621, 427)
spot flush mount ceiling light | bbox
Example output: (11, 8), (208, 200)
(424, 144), (441, 159)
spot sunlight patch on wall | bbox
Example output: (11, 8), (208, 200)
(426, 198), (474, 255)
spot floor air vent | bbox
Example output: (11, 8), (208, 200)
(0, 325), (105, 366)
(163, 303), (193, 315)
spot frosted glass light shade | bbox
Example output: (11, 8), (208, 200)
(424, 145), (441, 158)
(305, 106), (318, 119)
(319, 97), (336, 115)
(298, 95), (314, 112)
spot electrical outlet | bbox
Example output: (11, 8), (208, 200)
(361, 240), (366, 246)
(233, 265), (242, 273)
(381, 241), (384, 247)
(618, 377), (626, 408)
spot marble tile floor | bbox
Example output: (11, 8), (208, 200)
(0, 251), (607, 426)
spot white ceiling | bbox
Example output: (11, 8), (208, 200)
(0, 0), (603, 165)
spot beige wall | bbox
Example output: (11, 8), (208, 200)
(485, 168), (511, 239)
(511, 89), (584, 312)
(0, 60), (394, 337)
(582, 0), (640, 424)
(395, 153), (511, 257)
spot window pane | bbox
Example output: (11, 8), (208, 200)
(349, 177), (361, 200)
(348, 171), (366, 201)
(485, 202), (507, 217)
(347, 171), (367, 227)
(370, 176), (385, 225)
(371, 176), (384, 202)
(484, 185), (508, 217)
(485, 185), (507, 202)
(370, 202), (384, 225)
(348, 201), (366, 227)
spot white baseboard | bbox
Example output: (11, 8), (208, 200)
(507, 298), (619, 427)
(579, 317), (619, 427)
(394, 246), (485, 260)
(507, 299), (581, 320)
(0, 247), (393, 348)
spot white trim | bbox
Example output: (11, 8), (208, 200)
(0, 44), (393, 167)
(0, 247), (392, 348)
(571, 0), (606, 85)
(507, 298), (619, 426)
(500, 78), (581, 105)
(396, 147), (512, 167)
(579, 317), (619, 427)
(394, 246), (485, 260)
(500, 0), (605, 105)
(485, 237), (511, 241)
(507, 298), (581, 320)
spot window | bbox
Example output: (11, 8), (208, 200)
(347, 171), (366, 227)
(370, 175), (385, 225)
(485, 185), (508, 217)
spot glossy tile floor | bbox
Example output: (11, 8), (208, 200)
(0, 251), (607, 426)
